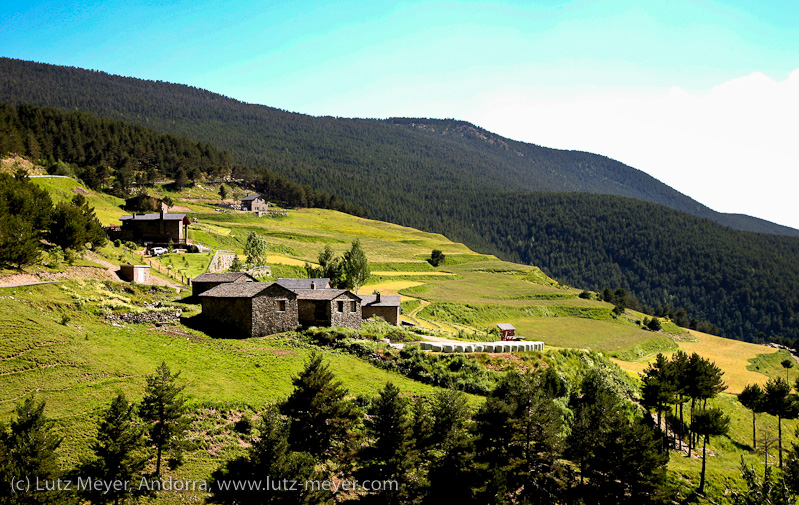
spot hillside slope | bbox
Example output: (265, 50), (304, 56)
(0, 57), (795, 237)
(3, 59), (799, 343)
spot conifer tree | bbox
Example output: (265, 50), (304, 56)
(210, 405), (328, 505)
(0, 397), (62, 503)
(738, 383), (766, 450)
(765, 377), (799, 468)
(474, 371), (565, 504)
(280, 352), (358, 461)
(83, 393), (146, 505)
(641, 353), (674, 449)
(692, 407), (730, 494)
(358, 382), (415, 505)
(139, 362), (189, 479)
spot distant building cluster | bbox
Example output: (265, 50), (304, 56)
(193, 274), (401, 337)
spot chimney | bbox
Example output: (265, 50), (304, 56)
(310, 281), (316, 290)
(376, 292), (381, 303)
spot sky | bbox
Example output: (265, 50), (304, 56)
(2, 0), (798, 228)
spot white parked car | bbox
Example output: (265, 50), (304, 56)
(150, 247), (168, 256)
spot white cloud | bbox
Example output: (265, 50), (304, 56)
(472, 69), (799, 229)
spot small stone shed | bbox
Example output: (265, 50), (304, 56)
(119, 264), (150, 284)
(359, 293), (401, 325)
(293, 288), (362, 329)
(241, 194), (268, 212)
(198, 282), (299, 337)
(192, 272), (257, 297)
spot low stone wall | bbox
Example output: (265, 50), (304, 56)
(106, 310), (182, 325)
(419, 341), (544, 353)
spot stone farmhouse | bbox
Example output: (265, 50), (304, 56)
(196, 275), (400, 337)
(118, 210), (190, 245)
(192, 272), (258, 297)
(240, 194), (268, 212)
(293, 288), (361, 328)
(199, 282), (299, 337)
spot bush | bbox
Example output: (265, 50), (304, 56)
(647, 317), (662, 331)
(233, 414), (253, 435)
(429, 249), (446, 267)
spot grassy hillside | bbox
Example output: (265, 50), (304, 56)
(3, 66), (799, 345)
(3, 176), (797, 503)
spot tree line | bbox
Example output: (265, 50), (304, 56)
(0, 102), (365, 216)
(0, 354), (678, 505)
(0, 171), (105, 268)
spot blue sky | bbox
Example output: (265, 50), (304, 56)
(2, 0), (798, 227)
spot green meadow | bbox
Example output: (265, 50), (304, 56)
(6, 176), (794, 502)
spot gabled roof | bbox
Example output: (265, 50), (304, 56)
(293, 288), (355, 301)
(496, 323), (516, 331)
(276, 278), (331, 290)
(241, 194), (263, 201)
(119, 213), (187, 222)
(359, 294), (401, 307)
(199, 282), (294, 299)
(193, 272), (257, 283)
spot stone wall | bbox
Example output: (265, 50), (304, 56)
(252, 287), (299, 336)
(330, 297), (362, 329)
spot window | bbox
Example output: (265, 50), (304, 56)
(337, 300), (344, 312)
(276, 300), (286, 312)
(351, 301), (357, 312)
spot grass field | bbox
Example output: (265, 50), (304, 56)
(0, 282), (450, 474)
(31, 177), (126, 226)
(7, 176), (793, 502)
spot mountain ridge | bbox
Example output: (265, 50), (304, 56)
(0, 57), (795, 237)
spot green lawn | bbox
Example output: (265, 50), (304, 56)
(31, 176), (126, 226)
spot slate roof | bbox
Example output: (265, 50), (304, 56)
(198, 282), (299, 299)
(119, 213), (187, 222)
(276, 278), (331, 290)
(496, 323), (516, 331)
(241, 194), (263, 202)
(293, 288), (352, 301)
(193, 272), (256, 283)
(359, 294), (401, 307)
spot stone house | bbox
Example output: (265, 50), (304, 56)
(118, 210), (190, 245)
(359, 293), (401, 325)
(293, 289), (362, 329)
(198, 282), (299, 337)
(241, 194), (268, 212)
(192, 272), (258, 297)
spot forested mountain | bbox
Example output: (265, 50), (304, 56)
(0, 57), (794, 237)
(0, 102), (364, 215)
(1, 57), (798, 343)
(424, 192), (799, 342)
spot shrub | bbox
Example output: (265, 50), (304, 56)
(233, 414), (253, 435)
